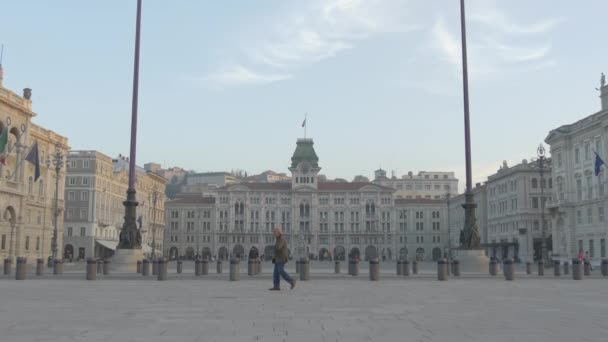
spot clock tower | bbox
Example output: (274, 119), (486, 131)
(289, 138), (321, 190)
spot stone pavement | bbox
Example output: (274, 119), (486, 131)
(1, 269), (607, 342)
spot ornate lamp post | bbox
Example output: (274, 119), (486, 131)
(151, 192), (158, 259)
(537, 144), (547, 264)
(45, 144), (63, 262)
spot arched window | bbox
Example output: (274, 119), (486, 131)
(531, 178), (538, 189)
(38, 180), (44, 197)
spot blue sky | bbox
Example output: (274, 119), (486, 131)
(1, 0), (606, 190)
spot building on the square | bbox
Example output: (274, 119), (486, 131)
(244, 170), (291, 183)
(0, 72), (69, 263)
(447, 182), (487, 256)
(485, 160), (552, 262)
(373, 169), (458, 199)
(63, 151), (167, 260)
(163, 138), (450, 262)
(545, 80), (608, 262)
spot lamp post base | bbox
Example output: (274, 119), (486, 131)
(111, 248), (144, 273)
(453, 248), (490, 273)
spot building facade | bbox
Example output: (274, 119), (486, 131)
(164, 139), (449, 262)
(373, 170), (458, 199)
(0, 75), (69, 263)
(486, 160), (552, 262)
(546, 83), (608, 262)
(63, 151), (167, 260)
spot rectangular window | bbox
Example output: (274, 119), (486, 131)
(83, 160), (90, 168)
(36, 237), (40, 251)
(576, 179), (583, 201)
(589, 239), (595, 257)
(1, 234), (5, 250)
(585, 143), (591, 160)
(601, 239), (606, 258)
(68, 191), (75, 201)
(25, 236), (29, 250)
(80, 227), (86, 237)
(80, 209), (87, 219)
(82, 177), (89, 185)
(81, 191), (88, 201)
(578, 240), (583, 253)
(577, 210), (582, 224)
(587, 207), (593, 224)
(67, 227), (73, 237)
(600, 207), (605, 222)
(532, 197), (539, 209)
(575, 148), (580, 164)
(557, 152), (562, 168)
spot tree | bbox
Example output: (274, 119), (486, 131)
(317, 174), (328, 183)
(353, 175), (370, 183)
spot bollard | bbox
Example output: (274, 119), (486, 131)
(15, 257), (27, 280)
(3, 257), (12, 275)
(489, 259), (498, 276)
(229, 258), (240, 281)
(295, 259), (301, 274)
(396, 260), (403, 276)
(503, 259), (514, 281)
(36, 258), (44, 276)
(103, 259), (110, 275)
(194, 258), (201, 276)
(553, 261), (561, 277)
(572, 259), (582, 280)
(299, 257), (310, 281)
(369, 258), (380, 281)
(602, 259), (608, 277)
(526, 262), (532, 275)
(347, 259), (353, 275)
(201, 257), (209, 275)
(53, 259), (63, 275)
(584, 261), (591, 276)
(96, 259), (103, 274)
(412, 260), (418, 275)
(86, 258), (97, 280)
(349, 258), (359, 276)
(563, 261), (570, 275)
(248, 259), (255, 276)
(157, 258), (167, 281)
(452, 260), (461, 277)
(537, 261), (544, 276)
(142, 259), (150, 276)
(136, 260), (142, 273)
(403, 260), (410, 276)
(152, 258), (158, 276)
(177, 260), (183, 274)
(335, 260), (340, 274)
(437, 259), (447, 281)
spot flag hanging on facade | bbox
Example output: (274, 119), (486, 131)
(25, 141), (40, 181)
(0, 126), (8, 164)
(595, 152), (605, 176)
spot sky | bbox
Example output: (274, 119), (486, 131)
(1, 0), (607, 192)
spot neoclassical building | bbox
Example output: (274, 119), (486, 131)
(164, 138), (449, 262)
(0, 71), (69, 263)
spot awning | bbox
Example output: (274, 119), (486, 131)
(96, 239), (118, 251)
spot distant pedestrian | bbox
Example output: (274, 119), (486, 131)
(269, 227), (295, 291)
(585, 251), (593, 270)
(577, 250), (584, 261)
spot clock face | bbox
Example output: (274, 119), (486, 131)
(301, 164), (310, 174)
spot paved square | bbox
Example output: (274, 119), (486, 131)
(1, 270), (607, 342)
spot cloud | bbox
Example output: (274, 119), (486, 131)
(469, 10), (559, 35)
(204, 0), (419, 88)
(432, 16), (461, 68)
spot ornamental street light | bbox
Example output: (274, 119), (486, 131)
(537, 144), (548, 264)
(45, 144), (63, 262)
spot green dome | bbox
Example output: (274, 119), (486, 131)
(291, 139), (319, 168)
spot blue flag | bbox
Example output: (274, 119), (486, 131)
(595, 152), (605, 176)
(25, 141), (40, 181)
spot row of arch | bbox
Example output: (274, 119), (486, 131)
(166, 245), (444, 262)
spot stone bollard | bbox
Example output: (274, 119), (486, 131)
(572, 259), (582, 280)
(142, 259), (150, 276)
(349, 258), (359, 276)
(553, 261), (561, 277)
(157, 258), (168, 281)
(36, 258), (44, 276)
(563, 261), (570, 275)
(295, 259), (301, 274)
(53, 259), (63, 275)
(299, 258), (310, 281)
(526, 262), (532, 275)
(4, 257), (12, 275)
(489, 259), (498, 276)
(103, 259), (110, 275)
(15, 257), (27, 280)
(396, 260), (403, 276)
(248, 259), (255, 276)
(601, 259), (608, 277)
(452, 260), (461, 277)
(403, 260), (410, 276)
(194, 258), (201, 276)
(86, 257), (97, 280)
(503, 259), (514, 281)
(537, 261), (544, 276)
(334, 260), (340, 274)
(584, 261), (591, 276)
(136, 260), (142, 273)
(216, 260), (223, 274)
(229, 258), (240, 281)
(201, 257), (209, 275)
(177, 260), (183, 274)
(347, 259), (353, 275)
(437, 259), (447, 281)
(152, 258), (158, 276)
(369, 258), (380, 281)
(97, 259), (103, 274)
(412, 260), (418, 275)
